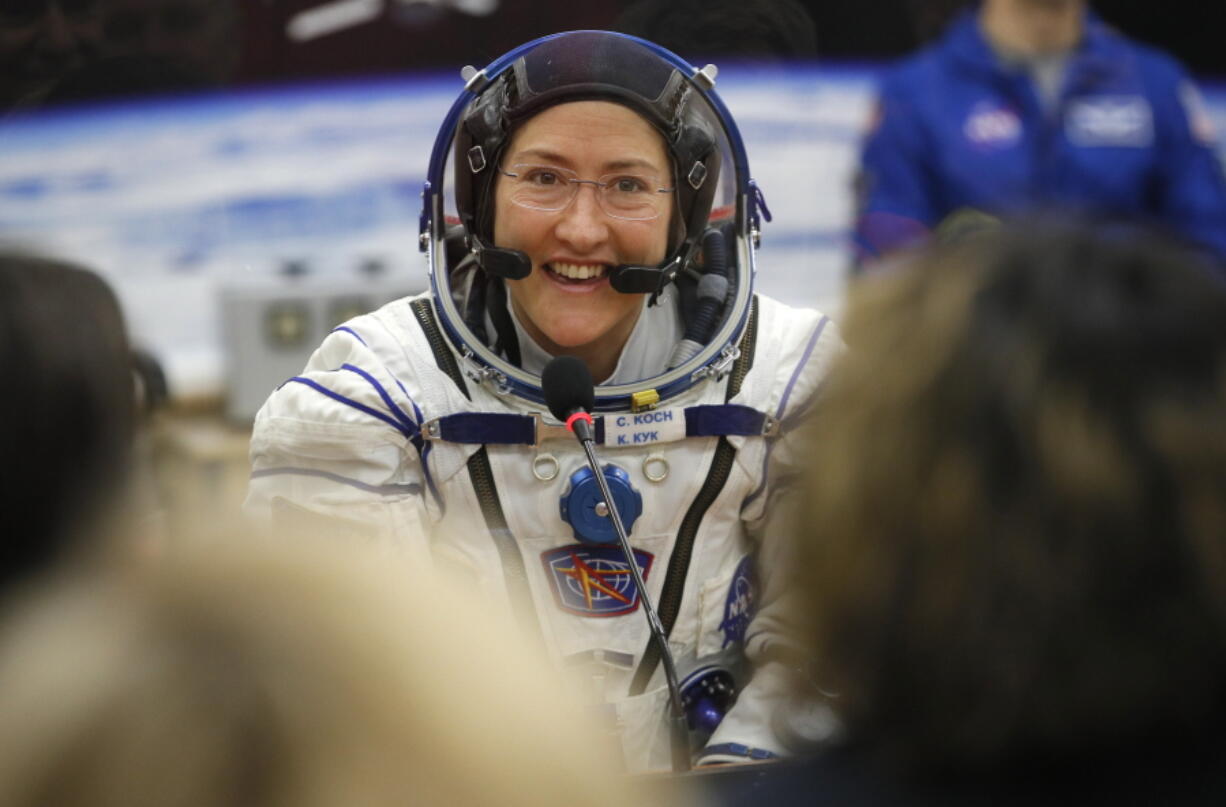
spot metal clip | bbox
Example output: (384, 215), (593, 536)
(467, 145), (487, 173)
(691, 342), (741, 383)
(747, 179), (772, 250)
(761, 414), (780, 438)
(458, 347), (509, 393)
(532, 412), (573, 444)
(418, 179), (433, 253)
(422, 418), (443, 441)
(687, 161), (708, 190)
(694, 63), (719, 90)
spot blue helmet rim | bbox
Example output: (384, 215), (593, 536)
(420, 30), (755, 237)
(417, 31), (759, 409)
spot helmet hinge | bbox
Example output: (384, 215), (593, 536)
(460, 65), (489, 93)
(694, 63), (719, 90)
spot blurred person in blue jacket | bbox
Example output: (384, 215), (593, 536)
(853, 0), (1226, 276)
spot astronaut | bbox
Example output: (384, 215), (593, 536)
(246, 30), (842, 771)
(854, 0), (1226, 274)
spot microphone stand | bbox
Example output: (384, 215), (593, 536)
(570, 415), (693, 773)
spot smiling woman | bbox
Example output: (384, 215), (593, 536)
(436, 31), (740, 403)
(495, 101), (673, 382)
(246, 30), (844, 773)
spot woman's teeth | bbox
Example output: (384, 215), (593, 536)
(548, 262), (606, 280)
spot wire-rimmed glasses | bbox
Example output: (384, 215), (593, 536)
(497, 164), (674, 221)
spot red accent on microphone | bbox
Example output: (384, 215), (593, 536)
(565, 412), (594, 433)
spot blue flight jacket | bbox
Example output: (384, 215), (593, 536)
(854, 9), (1226, 270)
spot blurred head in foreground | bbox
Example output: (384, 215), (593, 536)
(0, 251), (135, 592)
(0, 539), (646, 807)
(799, 222), (1226, 774)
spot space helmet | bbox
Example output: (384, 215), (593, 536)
(418, 30), (769, 411)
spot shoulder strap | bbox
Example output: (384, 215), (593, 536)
(630, 295), (760, 694)
(410, 298), (544, 647)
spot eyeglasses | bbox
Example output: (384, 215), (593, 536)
(497, 164), (674, 221)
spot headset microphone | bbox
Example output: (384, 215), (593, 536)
(541, 356), (693, 772)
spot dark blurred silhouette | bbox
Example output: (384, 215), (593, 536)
(0, 251), (136, 592)
(613, 0), (817, 62)
(29, 50), (210, 107)
(0, 0), (104, 109)
(739, 222), (1226, 803)
(98, 0), (241, 86)
(903, 0), (973, 43)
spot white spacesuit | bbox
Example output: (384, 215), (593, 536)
(246, 31), (842, 772)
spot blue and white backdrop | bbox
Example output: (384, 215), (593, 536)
(1, 66), (1223, 403)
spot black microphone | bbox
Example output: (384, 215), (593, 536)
(542, 355), (596, 441)
(541, 356), (693, 773)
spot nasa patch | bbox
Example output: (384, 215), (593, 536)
(963, 103), (1022, 148)
(719, 556), (756, 648)
(541, 545), (654, 618)
(1065, 95), (1153, 147)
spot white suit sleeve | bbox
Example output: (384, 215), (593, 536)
(245, 324), (436, 570)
